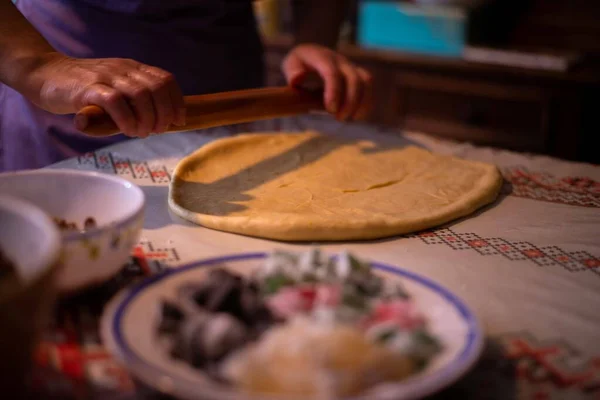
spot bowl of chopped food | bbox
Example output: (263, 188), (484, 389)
(0, 169), (145, 293)
(102, 248), (483, 400)
(0, 195), (62, 394)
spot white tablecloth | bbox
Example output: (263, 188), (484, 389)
(44, 115), (600, 399)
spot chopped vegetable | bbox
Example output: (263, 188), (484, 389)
(157, 248), (442, 394)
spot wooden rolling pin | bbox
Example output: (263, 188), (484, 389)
(74, 86), (325, 137)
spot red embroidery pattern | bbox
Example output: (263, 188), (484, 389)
(33, 240), (178, 398)
(35, 319), (135, 396)
(411, 228), (600, 275)
(132, 240), (180, 274)
(498, 332), (600, 393)
(502, 167), (600, 208)
(78, 152), (171, 183)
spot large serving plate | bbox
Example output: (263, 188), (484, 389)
(101, 252), (483, 400)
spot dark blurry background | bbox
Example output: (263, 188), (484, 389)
(256, 0), (600, 164)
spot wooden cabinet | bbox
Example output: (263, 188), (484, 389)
(264, 36), (599, 163)
(390, 72), (551, 152)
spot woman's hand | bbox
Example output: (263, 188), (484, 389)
(282, 44), (373, 121)
(26, 53), (186, 137)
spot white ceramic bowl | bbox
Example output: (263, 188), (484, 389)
(0, 195), (62, 394)
(0, 170), (145, 293)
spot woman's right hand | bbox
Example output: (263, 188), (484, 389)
(25, 53), (186, 137)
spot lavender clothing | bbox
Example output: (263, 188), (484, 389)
(0, 0), (264, 171)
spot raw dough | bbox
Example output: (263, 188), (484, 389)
(168, 131), (502, 241)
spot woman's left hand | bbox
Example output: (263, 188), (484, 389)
(282, 44), (373, 121)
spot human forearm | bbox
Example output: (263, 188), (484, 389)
(0, 1), (60, 97)
(292, 0), (350, 48)
(0, 1), (186, 137)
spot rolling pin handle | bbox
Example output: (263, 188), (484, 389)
(74, 105), (120, 136)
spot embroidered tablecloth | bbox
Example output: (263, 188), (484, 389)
(35, 115), (600, 400)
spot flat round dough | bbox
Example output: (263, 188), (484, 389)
(169, 131), (502, 241)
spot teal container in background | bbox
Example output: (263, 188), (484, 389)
(357, 1), (467, 57)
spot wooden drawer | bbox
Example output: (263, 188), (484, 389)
(392, 72), (552, 152)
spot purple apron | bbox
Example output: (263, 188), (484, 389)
(0, 0), (263, 171)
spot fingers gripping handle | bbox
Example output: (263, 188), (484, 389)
(74, 105), (117, 136)
(74, 86), (325, 137)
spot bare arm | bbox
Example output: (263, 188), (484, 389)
(292, 0), (350, 48)
(0, 1), (185, 137)
(0, 1), (58, 99)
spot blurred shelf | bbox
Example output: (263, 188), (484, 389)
(265, 35), (600, 86)
(263, 34), (599, 163)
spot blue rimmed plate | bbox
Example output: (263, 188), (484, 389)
(101, 252), (483, 400)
